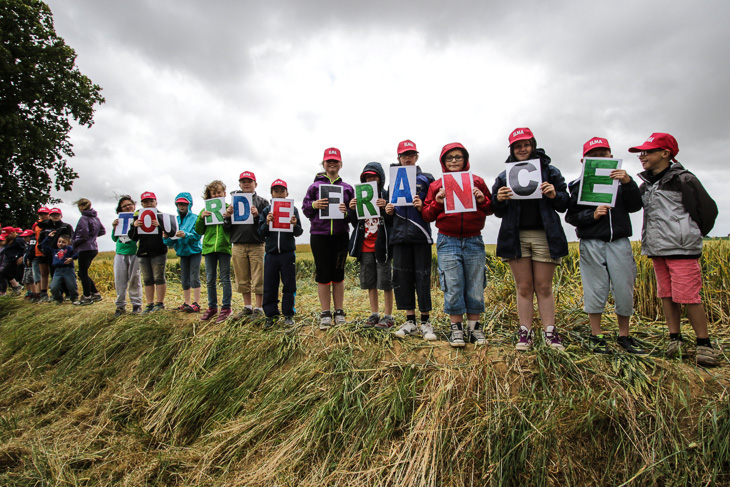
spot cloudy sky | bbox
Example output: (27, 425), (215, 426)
(44, 0), (729, 251)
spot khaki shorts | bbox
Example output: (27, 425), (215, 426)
(232, 243), (265, 294)
(501, 229), (561, 265)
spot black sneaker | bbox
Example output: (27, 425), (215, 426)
(448, 322), (466, 348)
(469, 322), (486, 345)
(114, 307), (126, 317)
(142, 303), (155, 314)
(132, 305), (143, 314)
(263, 317), (276, 330)
(283, 316), (295, 327)
(617, 336), (648, 355)
(588, 334), (610, 354)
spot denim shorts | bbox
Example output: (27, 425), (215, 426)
(436, 234), (486, 315)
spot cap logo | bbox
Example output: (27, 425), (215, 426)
(590, 139), (604, 146)
(404, 142), (413, 147)
(512, 130), (524, 137)
(647, 137), (654, 142)
(328, 150), (338, 155)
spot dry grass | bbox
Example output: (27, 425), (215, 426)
(0, 240), (728, 486)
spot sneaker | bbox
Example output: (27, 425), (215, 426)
(617, 336), (648, 355)
(189, 302), (201, 313)
(132, 305), (143, 314)
(448, 323), (466, 348)
(73, 295), (94, 306)
(283, 316), (295, 327)
(334, 309), (346, 326)
(364, 313), (380, 328)
(588, 334), (610, 354)
(470, 322), (486, 345)
(394, 320), (419, 338)
(515, 326), (534, 351)
(421, 321), (437, 341)
(142, 303), (155, 314)
(216, 308), (232, 323)
(374, 315), (395, 330)
(11, 285), (23, 296)
(114, 307), (126, 317)
(263, 317), (276, 330)
(231, 307), (253, 321)
(38, 295), (50, 303)
(90, 293), (102, 302)
(200, 308), (218, 321)
(319, 311), (332, 330)
(252, 308), (264, 318)
(176, 303), (188, 312)
(543, 326), (565, 350)
(696, 345), (720, 367)
(152, 303), (165, 313)
(666, 337), (687, 359)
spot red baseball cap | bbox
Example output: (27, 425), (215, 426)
(397, 140), (418, 154)
(628, 133), (679, 158)
(583, 137), (611, 157)
(175, 197), (190, 204)
(49, 207), (62, 214)
(20, 230), (34, 237)
(271, 179), (288, 189)
(322, 147), (342, 162)
(37, 207), (50, 214)
(239, 171), (256, 181)
(1, 226), (14, 234)
(508, 127), (535, 146)
(140, 191), (157, 201)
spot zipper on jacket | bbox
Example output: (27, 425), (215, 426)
(608, 209), (613, 242)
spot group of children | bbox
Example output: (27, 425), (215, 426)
(1, 130), (720, 367)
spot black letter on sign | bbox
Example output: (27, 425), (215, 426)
(508, 162), (539, 196)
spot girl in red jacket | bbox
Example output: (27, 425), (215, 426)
(422, 143), (493, 347)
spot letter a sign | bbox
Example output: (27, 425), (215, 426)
(389, 165), (417, 206)
(505, 159), (543, 199)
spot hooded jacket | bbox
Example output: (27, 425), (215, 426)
(387, 165), (435, 245)
(347, 162), (391, 262)
(565, 176), (642, 241)
(258, 205), (304, 253)
(225, 191), (269, 244)
(72, 208), (106, 252)
(422, 143), (493, 237)
(163, 192), (203, 256)
(638, 162), (717, 257)
(492, 148), (570, 260)
(302, 172), (354, 235)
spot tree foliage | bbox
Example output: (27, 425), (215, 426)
(0, 0), (104, 228)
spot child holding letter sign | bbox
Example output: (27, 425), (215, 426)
(630, 132), (719, 366)
(111, 195), (143, 315)
(492, 128), (570, 351)
(566, 138), (645, 355)
(258, 179), (303, 329)
(347, 162), (394, 329)
(422, 143), (493, 347)
(302, 147), (354, 330)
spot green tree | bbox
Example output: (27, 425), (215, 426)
(0, 0), (104, 228)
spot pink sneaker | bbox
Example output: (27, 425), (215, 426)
(200, 308), (218, 321)
(216, 308), (232, 323)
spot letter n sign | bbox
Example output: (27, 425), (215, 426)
(443, 172), (476, 214)
(578, 158), (621, 207)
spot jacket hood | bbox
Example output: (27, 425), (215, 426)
(81, 209), (98, 218)
(175, 192), (194, 215)
(505, 147), (552, 166)
(313, 172), (342, 184)
(359, 162), (386, 190)
(439, 143), (470, 172)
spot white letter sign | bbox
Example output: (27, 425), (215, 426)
(506, 159), (543, 200)
(137, 209), (158, 235)
(578, 158), (622, 207)
(270, 199), (294, 232)
(442, 172), (476, 214)
(204, 197), (226, 225)
(319, 185), (344, 220)
(231, 194), (254, 224)
(389, 165), (417, 206)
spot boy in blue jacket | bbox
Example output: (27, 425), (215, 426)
(258, 180), (304, 329)
(42, 232), (79, 304)
(164, 192), (203, 312)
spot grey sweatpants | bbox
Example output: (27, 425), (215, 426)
(579, 238), (636, 316)
(114, 254), (143, 308)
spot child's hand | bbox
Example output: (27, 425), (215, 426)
(435, 188), (445, 204)
(376, 198), (387, 208)
(266, 213), (274, 223)
(151, 220), (160, 227)
(593, 206), (609, 220)
(540, 182), (556, 199)
(339, 203), (347, 214)
(49, 230), (57, 236)
(16, 257), (23, 265)
(201, 210), (212, 218)
(473, 187), (485, 203)
(610, 169), (631, 184)
(312, 198), (328, 210)
(413, 195), (423, 211)
(291, 215), (297, 225)
(112, 219), (119, 227)
(225, 205), (234, 217)
(133, 219), (142, 227)
(385, 203), (395, 215)
(175, 231), (185, 238)
(497, 186), (513, 202)
(251, 206), (258, 217)
(64, 258), (72, 264)
(349, 198), (357, 210)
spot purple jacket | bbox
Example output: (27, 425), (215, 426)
(302, 172), (355, 235)
(72, 209), (107, 252)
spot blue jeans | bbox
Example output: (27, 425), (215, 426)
(205, 252), (231, 309)
(180, 253), (202, 290)
(436, 234), (486, 315)
(51, 267), (79, 302)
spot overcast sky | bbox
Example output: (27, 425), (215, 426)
(43, 0), (730, 251)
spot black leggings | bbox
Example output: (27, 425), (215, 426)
(77, 250), (99, 297)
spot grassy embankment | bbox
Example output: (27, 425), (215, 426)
(0, 241), (728, 486)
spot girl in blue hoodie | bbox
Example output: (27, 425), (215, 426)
(164, 192), (203, 312)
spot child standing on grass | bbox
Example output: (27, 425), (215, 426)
(422, 143), (493, 347)
(41, 232), (79, 304)
(0, 228), (25, 296)
(258, 180), (303, 329)
(566, 137), (646, 355)
(347, 162), (394, 329)
(302, 147), (354, 330)
(21, 230), (37, 300)
(629, 133), (720, 367)
(128, 192), (174, 314)
(492, 128), (570, 351)
(32, 207), (51, 302)
(111, 195), (143, 316)
(72, 198), (106, 306)
(195, 180), (233, 324)
(227, 171), (269, 321)
(164, 192), (202, 313)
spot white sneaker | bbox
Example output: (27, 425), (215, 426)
(421, 321), (437, 341)
(334, 309), (346, 326)
(319, 311), (332, 330)
(394, 320), (419, 338)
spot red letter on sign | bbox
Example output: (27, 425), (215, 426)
(272, 200), (293, 230)
(443, 172), (475, 212)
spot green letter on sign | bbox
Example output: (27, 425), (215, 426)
(579, 159), (619, 205)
